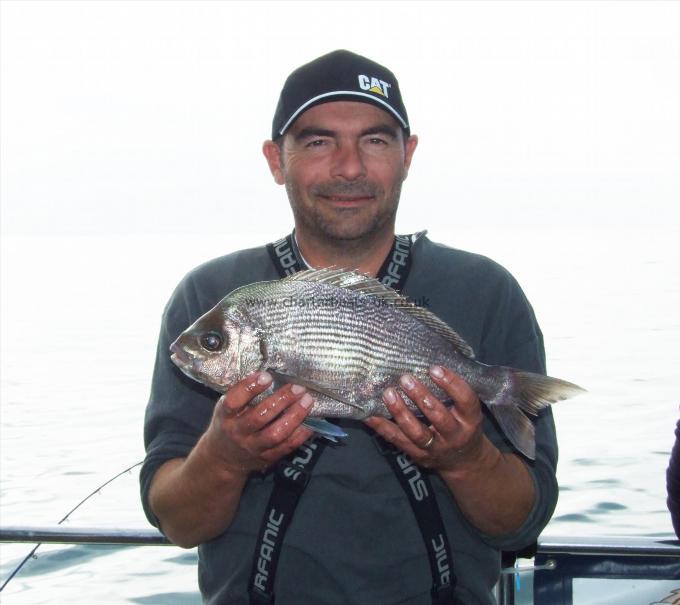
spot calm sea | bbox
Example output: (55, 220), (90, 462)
(1, 229), (678, 603)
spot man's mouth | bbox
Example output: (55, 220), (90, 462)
(318, 194), (375, 206)
(312, 183), (379, 206)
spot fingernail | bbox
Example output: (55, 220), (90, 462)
(291, 384), (305, 395)
(400, 374), (415, 390)
(257, 372), (272, 385)
(383, 388), (397, 406)
(299, 393), (314, 409)
(430, 365), (444, 379)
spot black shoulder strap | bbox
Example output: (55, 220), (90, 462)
(250, 231), (458, 604)
(373, 436), (461, 605)
(249, 439), (326, 605)
(376, 233), (414, 290)
(266, 230), (418, 292)
(266, 233), (305, 277)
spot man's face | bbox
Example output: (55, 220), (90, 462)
(264, 101), (418, 245)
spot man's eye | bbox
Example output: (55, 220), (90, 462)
(367, 137), (387, 145)
(306, 139), (327, 148)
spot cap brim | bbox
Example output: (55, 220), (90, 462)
(277, 91), (409, 137)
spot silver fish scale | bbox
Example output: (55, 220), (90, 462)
(231, 279), (457, 418)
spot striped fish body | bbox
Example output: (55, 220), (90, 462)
(170, 269), (584, 459)
(228, 278), (467, 419)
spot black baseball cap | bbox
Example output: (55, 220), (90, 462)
(271, 49), (410, 139)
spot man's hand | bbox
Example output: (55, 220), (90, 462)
(364, 365), (486, 472)
(365, 365), (536, 536)
(149, 371), (314, 547)
(205, 371), (315, 476)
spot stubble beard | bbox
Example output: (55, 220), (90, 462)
(286, 179), (403, 251)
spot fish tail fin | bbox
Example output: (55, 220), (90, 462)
(488, 370), (585, 460)
(511, 370), (586, 416)
(302, 418), (348, 443)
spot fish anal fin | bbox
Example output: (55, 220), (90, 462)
(489, 405), (536, 460)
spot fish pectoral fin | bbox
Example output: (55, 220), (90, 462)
(489, 405), (536, 460)
(269, 370), (364, 412)
(302, 418), (348, 442)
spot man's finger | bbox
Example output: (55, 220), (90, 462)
(252, 392), (315, 447)
(237, 384), (305, 430)
(382, 386), (438, 446)
(258, 425), (316, 465)
(220, 371), (273, 415)
(428, 366), (480, 419)
(396, 374), (456, 434)
(365, 415), (429, 462)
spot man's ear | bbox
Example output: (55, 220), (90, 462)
(262, 140), (285, 185)
(402, 134), (418, 180)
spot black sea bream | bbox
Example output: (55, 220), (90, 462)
(170, 269), (584, 459)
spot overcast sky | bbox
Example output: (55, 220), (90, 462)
(1, 3), (679, 542)
(1, 1), (679, 245)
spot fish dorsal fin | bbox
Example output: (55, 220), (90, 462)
(283, 269), (475, 359)
(285, 267), (361, 286)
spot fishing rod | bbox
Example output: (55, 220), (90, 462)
(0, 461), (143, 592)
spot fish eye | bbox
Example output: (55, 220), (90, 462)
(200, 332), (223, 352)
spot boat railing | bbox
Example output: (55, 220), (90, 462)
(0, 525), (170, 546)
(499, 534), (680, 605)
(2, 527), (679, 603)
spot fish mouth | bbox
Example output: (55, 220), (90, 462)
(169, 342), (194, 372)
(169, 340), (229, 392)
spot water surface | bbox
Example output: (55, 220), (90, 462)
(1, 230), (677, 602)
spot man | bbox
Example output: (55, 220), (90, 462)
(141, 50), (558, 604)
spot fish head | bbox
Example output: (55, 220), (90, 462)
(169, 303), (262, 392)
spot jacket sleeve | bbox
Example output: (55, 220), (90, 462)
(475, 269), (559, 552)
(139, 246), (276, 529)
(139, 273), (220, 528)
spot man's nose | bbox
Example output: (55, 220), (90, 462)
(330, 143), (367, 180)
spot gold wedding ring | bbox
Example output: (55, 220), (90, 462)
(422, 433), (435, 449)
